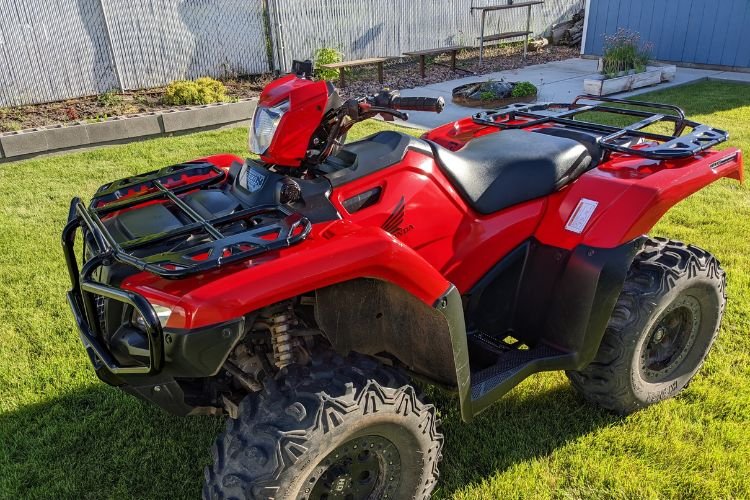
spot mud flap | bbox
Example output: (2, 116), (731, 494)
(315, 279), (469, 392)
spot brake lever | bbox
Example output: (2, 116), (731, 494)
(367, 106), (408, 121)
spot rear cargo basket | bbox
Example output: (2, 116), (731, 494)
(472, 95), (728, 160)
(71, 161), (311, 279)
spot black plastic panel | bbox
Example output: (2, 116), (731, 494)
(324, 131), (433, 187)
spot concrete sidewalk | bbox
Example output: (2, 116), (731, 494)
(396, 58), (750, 129)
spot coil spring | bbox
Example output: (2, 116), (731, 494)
(269, 310), (294, 369)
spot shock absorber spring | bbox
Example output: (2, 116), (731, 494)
(269, 309), (294, 369)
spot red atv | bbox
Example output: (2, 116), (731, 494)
(63, 61), (743, 499)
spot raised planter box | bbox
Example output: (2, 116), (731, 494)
(452, 80), (538, 108)
(453, 93), (536, 108)
(0, 98), (257, 161)
(584, 63), (677, 96)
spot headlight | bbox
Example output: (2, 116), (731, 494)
(249, 99), (290, 155)
(131, 304), (172, 330)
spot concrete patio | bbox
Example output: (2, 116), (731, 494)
(396, 57), (750, 129)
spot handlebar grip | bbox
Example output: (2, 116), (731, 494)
(390, 96), (445, 113)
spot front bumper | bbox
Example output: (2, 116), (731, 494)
(63, 200), (165, 375)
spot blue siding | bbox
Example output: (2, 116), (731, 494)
(721, 1), (746, 66)
(681, 1), (703, 63)
(584, 0), (750, 68)
(733, 2), (750, 67)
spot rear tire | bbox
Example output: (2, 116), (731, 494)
(203, 350), (442, 499)
(567, 237), (726, 415)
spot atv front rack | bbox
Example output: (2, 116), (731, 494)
(62, 161), (311, 375)
(472, 95), (728, 160)
(66, 161), (312, 280)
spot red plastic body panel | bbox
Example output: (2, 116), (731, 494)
(122, 149), (544, 329)
(257, 75), (329, 167)
(329, 150), (545, 291)
(534, 148), (743, 249)
(426, 116), (745, 250)
(193, 154), (245, 170)
(121, 111), (743, 330)
(122, 223), (451, 329)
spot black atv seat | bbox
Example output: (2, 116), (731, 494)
(430, 129), (594, 214)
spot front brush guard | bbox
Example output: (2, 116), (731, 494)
(63, 204), (164, 375)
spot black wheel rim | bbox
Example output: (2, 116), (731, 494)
(301, 435), (401, 500)
(640, 295), (701, 382)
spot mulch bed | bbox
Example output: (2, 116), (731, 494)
(338, 44), (579, 99)
(0, 76), (272, 133)
(0, 44), (578, 133)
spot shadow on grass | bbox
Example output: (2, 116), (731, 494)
(429, 381), (623, 498)
(1, 378), (621, 499)
(0, 386), (223, 499)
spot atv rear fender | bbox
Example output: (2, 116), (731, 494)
(535, 148), (743, 250)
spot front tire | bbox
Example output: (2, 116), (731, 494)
(203, 351), (442, 499)
(567, 238), (726, 415)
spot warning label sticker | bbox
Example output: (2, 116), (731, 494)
(565, 198), (599, 234)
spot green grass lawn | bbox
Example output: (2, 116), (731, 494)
(1, 80), (749, 499)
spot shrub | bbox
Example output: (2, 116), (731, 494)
(97, 90), (122, 107)
(314, 47), (343, 81)
(0, 120), (21, 132)
(162, 77), (228, 105)
(511, 81), (537, 98)
(601, 29), (652, 79)
(479, 90), (496, 101)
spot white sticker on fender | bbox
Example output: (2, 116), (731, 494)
(565, 198), (599, 234)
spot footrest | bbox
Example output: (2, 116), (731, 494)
(469, 343), (573, 414)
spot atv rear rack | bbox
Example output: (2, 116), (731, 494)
(472, 95), (728, 160)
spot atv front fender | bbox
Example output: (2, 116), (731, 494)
(123, 222), (453, 329)
(123, 222), (470, 391)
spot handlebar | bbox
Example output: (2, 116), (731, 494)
(390, 96), (445, 114)
(312, 90), (444, 165)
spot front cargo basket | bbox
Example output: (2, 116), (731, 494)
(65, 161), (312, 279)
(61, 161), (311, 375)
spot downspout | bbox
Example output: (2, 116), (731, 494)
(580, 0), (591, 55)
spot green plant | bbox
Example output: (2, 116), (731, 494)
(511, 81), (537, 98)
(0, 120), (21, 132)
(314, 47), (343, 81)
(97, 90), (123, 108)
(134, 95), (151, 106)
(162, 77), (228, 106)
(601, 28), (652, 79)
(479, 90), (497, 101)
(86, 114), (109, 123)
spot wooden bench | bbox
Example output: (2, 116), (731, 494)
(402, 46), (473, 78)
(320, 57), (390, 87)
